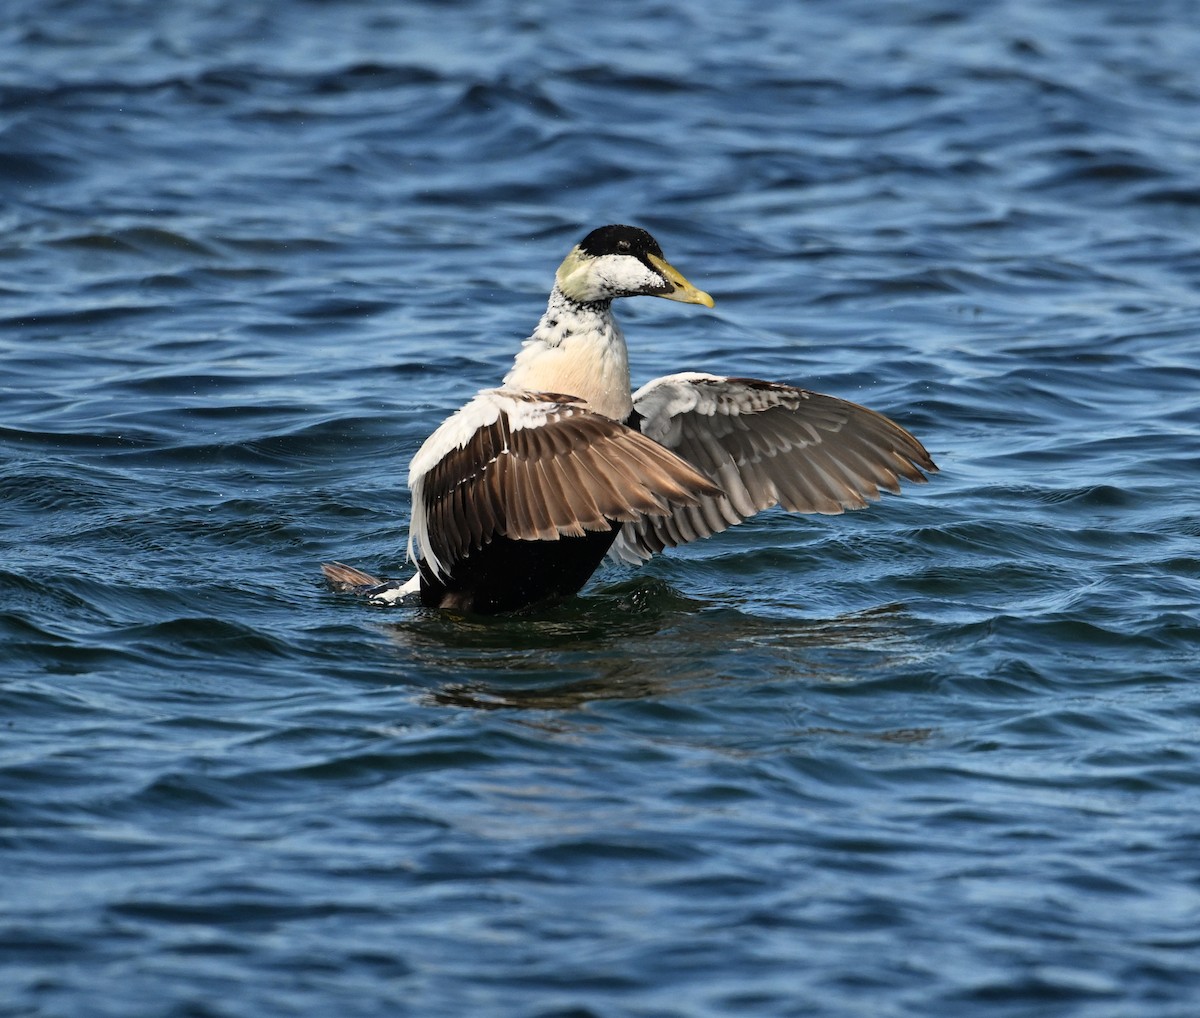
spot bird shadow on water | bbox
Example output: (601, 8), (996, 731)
(369, 576), (934, 714)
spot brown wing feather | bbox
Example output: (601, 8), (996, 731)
(418, 394), (721, 574)
(613, 377), (936, 564)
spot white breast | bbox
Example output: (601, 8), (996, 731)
(502, 293), (633, 422)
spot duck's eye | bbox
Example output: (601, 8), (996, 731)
(616, 239), (631, 253)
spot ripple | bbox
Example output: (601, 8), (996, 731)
(5, 0), (1200, 1014)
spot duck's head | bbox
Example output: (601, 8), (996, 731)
(554, 225), (715, 309)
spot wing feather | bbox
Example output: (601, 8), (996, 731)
(553, 449), (608, 531)
(407, 388), (722, 579)
(610, 374), (936, 564)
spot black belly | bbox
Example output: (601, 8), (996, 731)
(418, 525), (622, 615)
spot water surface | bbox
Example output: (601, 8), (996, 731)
(4, 1), (1200, 1015)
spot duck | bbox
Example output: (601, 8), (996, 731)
(323, 224), (936, 614)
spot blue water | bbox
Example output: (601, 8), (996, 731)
(4, 1), (1200, 1015)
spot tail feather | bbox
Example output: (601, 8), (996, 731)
(321, 561), (384, 590)
(321, 562), (420, 606)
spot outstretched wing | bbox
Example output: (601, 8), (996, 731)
(407, 388), (722, 580)
(609, 373), (936, 565)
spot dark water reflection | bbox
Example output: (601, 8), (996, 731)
(384, 587), (933, 712)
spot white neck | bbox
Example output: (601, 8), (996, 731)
(502, 288), (634, 422)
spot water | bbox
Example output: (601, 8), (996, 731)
(4, 0), (1200, 1014)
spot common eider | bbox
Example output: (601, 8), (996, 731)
(323, 224), (937, 614)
